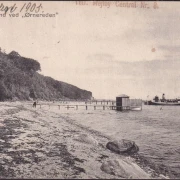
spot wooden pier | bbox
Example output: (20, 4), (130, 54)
(33, 95), (142, 111)
(37, 104), (120, 110)
(35, 101), (142, 111)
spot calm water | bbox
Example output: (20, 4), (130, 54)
(48, 103), (180, 177)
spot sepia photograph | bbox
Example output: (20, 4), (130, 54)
(0, 1), (179, 179)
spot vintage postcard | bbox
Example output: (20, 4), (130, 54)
(0, 1), (179, 179)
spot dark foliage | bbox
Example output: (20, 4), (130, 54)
(8, 51), (41, 72)
(0, 51), (92, 101)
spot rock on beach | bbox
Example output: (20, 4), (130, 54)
(101, 158), (150, 179)
(106, 139), (139, 155)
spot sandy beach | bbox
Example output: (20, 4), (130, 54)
(0, 102), (169, 179)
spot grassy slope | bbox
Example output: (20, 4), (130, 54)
(0, 51), (92, 101)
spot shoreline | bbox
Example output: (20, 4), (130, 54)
(0, 102), (171, 179)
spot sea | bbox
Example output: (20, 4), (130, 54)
(46, 102), (180, 178)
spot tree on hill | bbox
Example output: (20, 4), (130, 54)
(0, 70), (4, 79)
(29, 89), (37, 100)
(9, 51), (20, 57)
(0, 48), (92, 101)
(8, 51), (41, 72)
(0, 70), (9, 101)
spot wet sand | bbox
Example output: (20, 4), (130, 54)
(0, 102), (169, 179)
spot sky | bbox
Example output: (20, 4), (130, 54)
(1, 1), (180, 100)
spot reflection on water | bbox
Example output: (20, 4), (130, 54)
(47, 103), (180, 177)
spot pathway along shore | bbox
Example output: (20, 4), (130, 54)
(0, 102), (171, 179)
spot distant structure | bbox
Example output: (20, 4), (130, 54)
(154, 95), (159, 102)
(162, 93), (165, 101)
(116, 94), (142, 111)
(116, 94), (129, 111)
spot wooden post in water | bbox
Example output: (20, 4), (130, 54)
(86, 105), (87, 110)
(58, 105), (60, 110)
(67, 105), (69, 110)
(76, 105), (78, 110)
(94, 106), (96, 110)
(103, 106), (105, 110)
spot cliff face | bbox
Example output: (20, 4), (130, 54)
(0, 51), (92, 101)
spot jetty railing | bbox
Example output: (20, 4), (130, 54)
(37, 104), (118, 110)
(58, 100), (116, 105)
(122, 98), (142, 107)
(28, 102), (142, 111)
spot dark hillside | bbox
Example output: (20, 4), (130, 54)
(0, 50), (92, 101)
